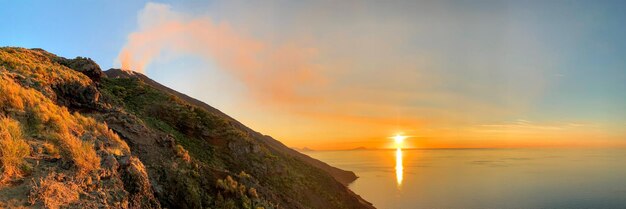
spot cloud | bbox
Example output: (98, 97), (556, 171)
(115, 2), (549, 149)
(470, 120), (612, 144)
(117, 3), (324, 104)
(116, 2), (624, 149)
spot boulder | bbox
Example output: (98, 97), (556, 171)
(55, 57), (106, 82)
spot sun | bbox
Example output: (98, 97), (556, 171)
(393, 134), (406, 146)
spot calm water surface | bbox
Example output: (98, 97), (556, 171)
(305, 149), (626, 209)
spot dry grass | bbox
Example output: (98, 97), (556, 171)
(48, 131), (100, 173)
(75, 115), (129, 156)
(29, 173), (80, 209)
(0, 74), (102, 173)
(42, 142), (60, 158)
(0, 47), (92, 95)
(0, 48), (144, 207)
(0, 117), (30, 182)
(0, 79), (24, 111)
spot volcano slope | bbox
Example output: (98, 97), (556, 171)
(0, 47), (374, 209)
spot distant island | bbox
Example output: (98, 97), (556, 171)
(293, 147), (316, 152)
(296, 146), (371, 152)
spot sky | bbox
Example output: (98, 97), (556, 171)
(1, 0), (625, 149)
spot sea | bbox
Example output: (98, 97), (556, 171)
(304, 148), (626, 209)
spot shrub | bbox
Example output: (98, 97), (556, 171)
(0, 117), (30, 182)
(248, 188), (258, 199)
(238, 184), (246, 195)
(226, 176), (238, 192)
(217, 175), (241, 194)
(238, 171), (251, 179)
(175, 145), (191, 163)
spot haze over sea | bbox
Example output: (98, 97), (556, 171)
(306, 148), (626, 209)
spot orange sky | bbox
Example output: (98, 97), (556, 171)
(116, 2), (626, 150)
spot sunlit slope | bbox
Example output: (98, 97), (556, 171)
(0, 47), (373, 209)
(0, 47), (159, 208)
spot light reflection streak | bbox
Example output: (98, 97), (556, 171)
(396, 147), (403, 186)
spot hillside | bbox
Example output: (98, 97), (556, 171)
(0, 47), (374, 209)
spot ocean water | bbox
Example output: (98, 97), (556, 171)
(305, 149), (626, 209)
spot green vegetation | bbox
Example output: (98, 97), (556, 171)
(100, 76), (274, 209)
(100, 76), (359, 209)
(101, 78), (224, 165)
(0, 47), (371, 209)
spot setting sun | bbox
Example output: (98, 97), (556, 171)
(393, 134), (406, 147)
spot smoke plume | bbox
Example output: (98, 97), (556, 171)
(117, 3), (323, 104)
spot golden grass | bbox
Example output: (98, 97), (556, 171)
(42, 142), (60, 158)
(29, 173), (80, 209)
(0, 73), (108, 173)
(49, 132), (100, 173)
(0, 48), (143, 207)
(0, 117), (30, 182)
(75, 115), (129, 156)
(0, 48), (92, 92)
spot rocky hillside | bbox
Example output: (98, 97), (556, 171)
(0, 47), (374, 209)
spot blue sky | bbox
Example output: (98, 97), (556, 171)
(0, 0), (148, 67)
(1, 0), (625, 148)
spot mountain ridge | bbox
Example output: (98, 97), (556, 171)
(0, 47), (374, 209)
(104, 68), (360, 186)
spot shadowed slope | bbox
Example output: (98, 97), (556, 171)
(105, 68), (360, 185)
(103, 68), (373, 209)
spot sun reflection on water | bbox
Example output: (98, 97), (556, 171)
(392, 134), (406, 187)
(395, 147), (403, 186)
